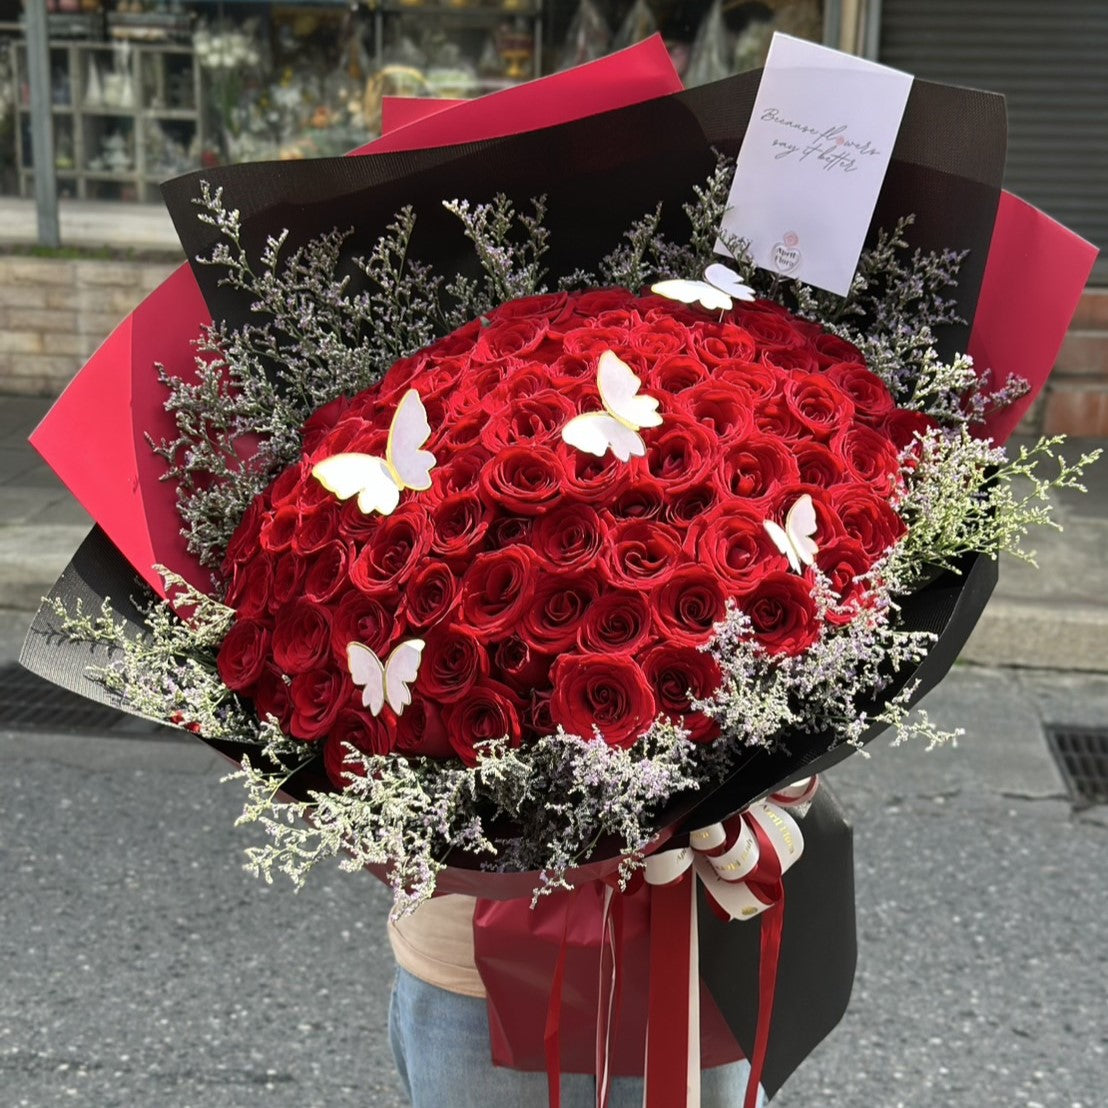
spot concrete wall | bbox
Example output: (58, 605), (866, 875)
(1, 254), (1107, 437)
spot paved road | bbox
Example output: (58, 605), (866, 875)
(3, 591), (1106, 1108)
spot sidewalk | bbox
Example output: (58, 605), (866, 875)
(2, 392), (1105, 670)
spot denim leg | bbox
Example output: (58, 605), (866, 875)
(388, 966), (767, 1107)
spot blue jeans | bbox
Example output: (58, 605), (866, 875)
(389, 966), (767, 1107)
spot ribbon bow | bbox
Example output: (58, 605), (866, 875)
(617, 777), (820, 1108)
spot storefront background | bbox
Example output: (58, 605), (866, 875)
(0, 0), (823, 203)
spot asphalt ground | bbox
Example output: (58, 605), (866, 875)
(2, 394), (1107, 1107)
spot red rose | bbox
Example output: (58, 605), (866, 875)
(831, 426), (903, 497)
(753, 393), (807, 441)
(611, 479), (665, 521)
(561, 325), (633, 361)
(395, 699), (454, 759)
(271, 599), (333, 674)
(678, 382), (755, 444)
(217, 618), (271, 692)
(762, 345), (820, 375)
(641, 644), (722, 743)
(825, 362), (894, 424)
(663, 482), (719, 527)
(303, 540), (354, 604)
(420, 626), (489, 702)
(330, 589), (395, 658)
(443, 680), (524, 765)
(794, 442), (847, 488)
(531, 502), (607, 570)
(717, 360), (782, 402)
(882, 408), (938, 453)
(644, 416), (717, 493)
(744, 571), (820, 655)
(630, 323), (688, 360)
(290, 505), (338, 556)
(402, 562), (460, 630)
(828, 485), (906, 559)
(288, 667), (346, 740)
(493, 635), (552, 692)
(483, 390), (576, 451)
(646, 353), (708, 394)
(549, 653), (657, 748)
(734, 304), (807, 347)
(766, 484), (844, 549)
(487, 291), (571, 324)
(225, 553), (275, 619)
(259, 504), (299, 553)
(556, 443), (635, 504)
(812, 333), (864, 368)
(716, 434), (800, 501)
(430, 492), (491, 560)
(785, 374), (856, 439)
(651, 566), (727, 646)
(270, 552), (307, 608)
(520, 572), (600, 652)
(472, 317), (549, 362)
(301, 395), (352, 453)
(460, 547), (537, 636)
(690, 322), (755, 365)
(603, 520), (683, 588)
(692, 504), (788, 594)
(816, 535), (876, 626)
(487, 515), (534, 549)
(577, 590), (654, 655)
(252, 664), (292, 730)
(349, 507), (430, 593)
(569, 289), (638, 317)
(323, 710), (398, 786)
(480, 445), (565, 515)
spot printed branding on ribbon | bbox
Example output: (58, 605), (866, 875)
(716, 33), (913, 296)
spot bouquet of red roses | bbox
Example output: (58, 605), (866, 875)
(22, 36), (1099, 1108)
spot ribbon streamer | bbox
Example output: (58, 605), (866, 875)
(639, 777), (818, 1108)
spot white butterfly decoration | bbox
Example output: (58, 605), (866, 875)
(312, 389), (436, 516)
(347, 639), (425, 717)
(763, 494), (819, 574)
(560, 350), (663, 462)
(651, 262), (756, 312)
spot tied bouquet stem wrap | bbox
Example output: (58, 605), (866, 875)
(22, 36), (1100, 1106)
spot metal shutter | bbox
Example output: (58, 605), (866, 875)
(879, 0), (1108, 278)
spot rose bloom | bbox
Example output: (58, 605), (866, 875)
(323, 707), (397, 787)
(420, 626), (489, 703)
(610, 479), (665, 521)
(641, 645), (722, 743)
(348, 506), (431, 592)
(480, 444), (566, 515)
(443, 680), (524, 765)
(216, 618), (271, 692)
(395, 699), (454, 760)
(303, 540), (354, 604)
(644, 417), (717, 493)
(460, 547), (537, 636)
(831, 425), (903, 497)
(430, 492), (491, 560)
(493, 634), (551, 692)
(646, 353), (708, 394)
(716, 434), (800, 501)
(531, 502), (608, 570)
(825, 362), (894, 423)
(664, 481), (719, 527)
(401, 562), (460, 630)
(576, 590), (654, 655)
(556, 443), (635, 504)
(784, 374), (856, 439)
(520, 572), (600, 652)
(288, 667), (347, 740)
(603, 519), (683, 587)
(828, 485), (906, 559)
(651, 566), (727, 647)
(816, 535), (876, 626)
(793, 442), (847, 489)
(677, 382), (755, 444)
(330, 589), (394, 658)
(744, 570), (821, 655)
(691, 504), (788, 593)
(224, 552), (274, 619)
(271, 599), (333, 674)
(549, 652), (658, 749)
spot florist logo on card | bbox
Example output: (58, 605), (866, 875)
(762, 107), (882, 174)
(772, 232), (801, 275)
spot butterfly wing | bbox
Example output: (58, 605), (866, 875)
(347, 642), (386, 716)
(785, 493), (819, 567)
(704, 262), (755, 303)
(763, 518), (801, 574)
(562, 412), (646, 462)
(386, 389), (436, 491)
(651, 278), (733, 312)
(383, 639), (425, 715)
(596, 350), (662, 430)
(312, 452), (400, 515)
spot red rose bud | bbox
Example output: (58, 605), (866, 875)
(217, 619), (271, 693)
(651, 566), (727, 647)
(493, 635), (552, 691)
(303, 540), (354, 604)
(395, 699), (454, 760)
(744, 571), (821, 656)
(784, 374), (856, 439)
(825, 362), (895, 423)
(430, 492), (491, 560)
(816, 536), (877, 626)
(643, 416), (716, 493)
(288, 667), (347, 741)
(348, 506), (431, 593)
(531, 502), (607, 570)
(443, 680), (524, 765)
(520, 572), (600, 653)
(829, 484), (907, 559)
(647, 353), (708, 394)
(420, 626), (490, 703)
(401, 563), (460, 630)
(603, 519), (683, 588)
(692, 504), (788, 593)
(460, 547), (537, 637)
(832, 425), (904, 497)
(330, 590), (395, 659)
(271, 599), (333, 675)
(479, 444), (565, 515)
(716, 433), (800, 501)
(549, 652), (658, 749)
(642, 644), (722, 743)
(677, 382), (755, 444)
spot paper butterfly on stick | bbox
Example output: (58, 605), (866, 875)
(651, 262), (756, 312)
(560, 350), (663, 462)
(312, 389), (435, 515)
(347, 639), (425, 717)
(764, 494), (819, 574)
